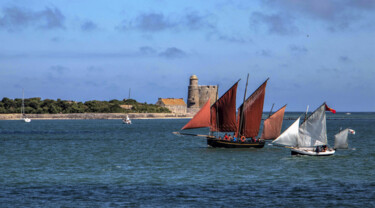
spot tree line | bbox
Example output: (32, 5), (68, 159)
(0, 97), (171, 114)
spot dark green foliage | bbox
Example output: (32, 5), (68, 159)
(0, 97), (171, 114)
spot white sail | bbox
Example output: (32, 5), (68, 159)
(334, 128), (349, 149)
(298, 104), (327, 147)
(272, 117), (300, 147)
(123, 114), (131, 124)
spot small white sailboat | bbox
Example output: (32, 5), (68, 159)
(272, 103), (336, 156)
(123, 114), (131, 124)
(21, 89), (31, 123)
(334, 128), (355, 150)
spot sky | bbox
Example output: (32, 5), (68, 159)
(0, 0), (374, 112)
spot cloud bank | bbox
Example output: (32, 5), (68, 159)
(0, 6), (65, 31)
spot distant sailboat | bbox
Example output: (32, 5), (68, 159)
(334, 128), (355, 150)
(177, 75), (268, 148)
(272, 103), (336, 156)
(123, 114), (131, 124)
(21, 89), (31, 123)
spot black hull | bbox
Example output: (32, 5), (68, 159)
(206, 138), (265, 148)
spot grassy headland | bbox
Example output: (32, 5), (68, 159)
(0, 97), (171, 114)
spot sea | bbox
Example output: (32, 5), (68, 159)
(1, 112), (374, 207)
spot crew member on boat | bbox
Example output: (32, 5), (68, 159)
(224, 133), (229, 140)
(315, 146), (321, 153)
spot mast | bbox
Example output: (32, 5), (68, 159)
(268, 103), (275, 118)
(216, 84), (219, 136)
(22, 89), (25, 117)
(21, 89), (24, 117)
(304, 105), (309, 122)
(238, 74), (249, 137)
(128, 88), (131, 99)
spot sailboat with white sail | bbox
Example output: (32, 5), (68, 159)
(21, 89), (31, 123)
(272, 103), (336, 156)
(334, 128), (355, 150)
(123, 114), (132, 124)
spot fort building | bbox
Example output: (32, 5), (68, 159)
(156, 98), (187, 114)
(187, 75), (218, 113)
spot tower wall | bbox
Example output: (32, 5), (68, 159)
(187, 75), (200, 108)
(199, 85), (218, 107)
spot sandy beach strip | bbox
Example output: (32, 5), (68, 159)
(0, 113), (193, 120)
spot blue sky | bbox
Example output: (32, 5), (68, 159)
(1, 0), (374, 111)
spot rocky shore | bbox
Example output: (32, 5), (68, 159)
(0, 113), (193, 120)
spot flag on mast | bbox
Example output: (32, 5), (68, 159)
(325, 104), (336, 114)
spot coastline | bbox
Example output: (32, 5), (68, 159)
(0, 113), (193, 120)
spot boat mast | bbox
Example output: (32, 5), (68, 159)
(238, 74), (249, 137)
(268, 103), (275, 118)
(215, 84), (219, 137)
(21, 88), (25, 118)
(304, 105), (309, 122)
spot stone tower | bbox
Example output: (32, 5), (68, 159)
(187, 75), (218, 111)
(199, 85), (217, 107)
(187, 75), (200, 108)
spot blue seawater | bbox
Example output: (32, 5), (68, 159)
(0, 113), (374, 207)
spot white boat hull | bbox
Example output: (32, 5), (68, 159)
(291, 147), (335, 156)
(23, 118), (31, 123)
(123, 120), (131, 124)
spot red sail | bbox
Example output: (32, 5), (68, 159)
(210, 82), (238, 132)
(260, 105), (286, 140)
(181, 100), (211, 130)
(237, 79), (268, 138)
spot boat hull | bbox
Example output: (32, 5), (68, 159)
(291, 147), (335, 156)
(206, 138), (265, 148)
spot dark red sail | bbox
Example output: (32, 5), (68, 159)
(260, 105), (286, 140)
(237, 79), (268, 138)
(210, 82), (238, 132)
(181, 99), (211, 130)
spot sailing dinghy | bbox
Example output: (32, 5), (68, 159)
(272, 103), (336, 156)
(123, 114), (132, 124)
(334, 128), (355, 150)
(177, 75), (269, 148)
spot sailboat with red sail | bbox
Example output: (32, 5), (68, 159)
(177, 75), (269, 148)
(260, 105), (287, 141)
